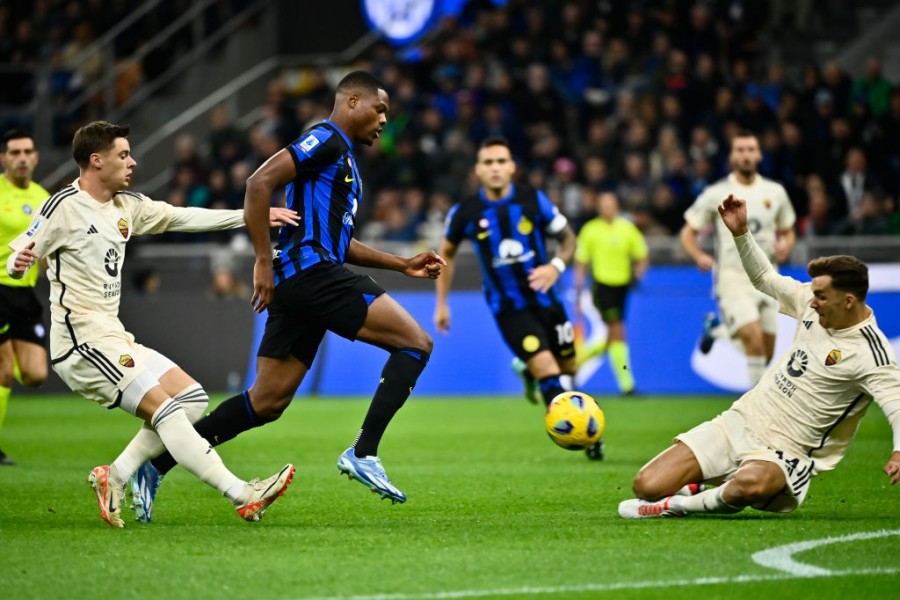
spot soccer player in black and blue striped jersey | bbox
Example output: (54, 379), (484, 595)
(132, 71), (445, 512)
(434, 137), (603, 459)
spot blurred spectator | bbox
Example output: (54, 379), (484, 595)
(832, 147), (880, 220)
(797, 175), (837, 237)
(207, 105), (248, 170)
(851, 57), (892, 119)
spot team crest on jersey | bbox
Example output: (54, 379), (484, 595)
(117, 218), (129, 238)
(825, 349), (841, 366)
(763, 198), (772, 209)
(119, 355), (135, 368)
(23, 205), (32, 215)
(517, 216), (533, 235)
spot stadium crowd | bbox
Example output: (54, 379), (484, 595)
(3, 0), (900, 247)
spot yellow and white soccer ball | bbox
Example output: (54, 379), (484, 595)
(544, 391), (605, 450)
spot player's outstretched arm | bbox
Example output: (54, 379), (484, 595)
(346, 238), (446, 279)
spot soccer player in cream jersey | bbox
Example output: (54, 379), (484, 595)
(680, 131), (796, 386)
(6, 121), (299, 527)
(618, 194), (900, 519)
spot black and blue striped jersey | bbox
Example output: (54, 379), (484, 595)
(274, 120), (362, 285)
(444, 184), (568, 314)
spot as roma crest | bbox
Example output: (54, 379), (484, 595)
(119, 354), (135, 368)
(117, 218), (129, 238)
(825, 349), (841, 366)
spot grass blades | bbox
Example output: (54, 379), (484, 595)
(0, 394), (898, 599)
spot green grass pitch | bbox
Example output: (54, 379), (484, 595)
(1, 393), (898, 599)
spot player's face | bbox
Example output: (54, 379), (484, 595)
(475, 144), (515, 193)
(809, 275), (850, 329)
(353, 88), (389, 146)
(729, 136), (762, 177)
(98, 137), (137, 189)
(2, 137), (38, 187)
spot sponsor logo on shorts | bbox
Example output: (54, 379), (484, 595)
(119, 355), (135, 368)
(825, 349), (841, 366)
(522, 335), (540, 353)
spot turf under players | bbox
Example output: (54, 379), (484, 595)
(618, 194), (900, 519)
(6, 121), (297, 527)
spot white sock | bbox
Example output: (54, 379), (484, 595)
(109, 385), (210, 485)
(670, 486), (742, 514)
(151, 398), (242, 497)
(747, 355), (767, 385)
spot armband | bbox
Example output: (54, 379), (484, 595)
(550, 257), (566, 274)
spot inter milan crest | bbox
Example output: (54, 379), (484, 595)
(117, 218), (129, 238)
(119, 355), (135, 368)
(825, 349), (842, 366)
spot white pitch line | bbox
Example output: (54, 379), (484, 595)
(752, 529), (900, 576)
(298, 566), (900, 600)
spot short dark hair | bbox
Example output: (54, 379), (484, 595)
(335, 71), (385, 98)
(72, 121), (130, 168)
(807, 255), (869, 301)
(2, 128), (34, 152)
(730, 129), (759, 150)
(479, 136), (512, 152)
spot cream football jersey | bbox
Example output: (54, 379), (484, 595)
(732, 235), (900, 473)
(684, 173), (796, 276)
(8, 179), (244, 360)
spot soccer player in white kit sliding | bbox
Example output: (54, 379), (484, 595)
(6, 121), (299, 527)
(618, 194), (900, 519)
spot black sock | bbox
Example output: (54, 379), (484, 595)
(353, 348), (428, 457)
(151, 391), (263, 475)
(538, 375), (565, 406)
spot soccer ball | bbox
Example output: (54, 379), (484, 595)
(544, 391), (605, 450)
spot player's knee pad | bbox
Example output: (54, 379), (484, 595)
(120, 369), (163, 416)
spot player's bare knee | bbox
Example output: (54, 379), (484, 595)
(20, 371), (47, 388)
(249, 390), (292, 421)
(728, 470), (780, 503)
(632, 468), (664, 500)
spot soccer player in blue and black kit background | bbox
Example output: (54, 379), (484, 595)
(433, 137), (603, 460)
(130, 71), (446, 517)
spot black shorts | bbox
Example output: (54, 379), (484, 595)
(0, 285), (47, 346)
(257, 262), (386, 366)
(592, 283), (630, 322)
(495, 303), (574, 363)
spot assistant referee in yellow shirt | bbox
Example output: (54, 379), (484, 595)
(0, 129), (50, 465)
(574, 190), (648, 395)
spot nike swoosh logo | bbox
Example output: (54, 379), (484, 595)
(345, 175), (354, 183)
